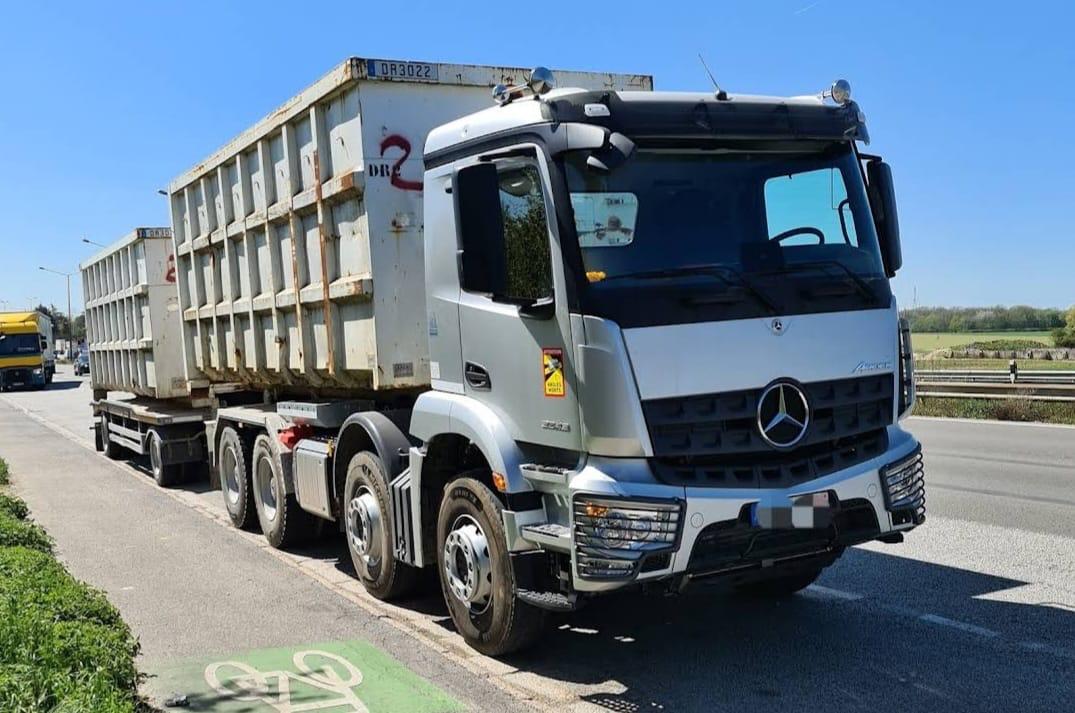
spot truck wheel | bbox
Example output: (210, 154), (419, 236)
(100, 414), (122, 460)
(436, 477), (547, 656)
(218, 426), (257, 530)
(344, 451), (419, 600)
(147, 430), (182, 487)
(735, 567), (823, 598)
(251, 434), (317, 549)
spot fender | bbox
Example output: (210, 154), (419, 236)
(409, 391), (533, 494)
(332, 411), (412, 505)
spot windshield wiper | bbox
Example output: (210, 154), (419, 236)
(599, 264), (779, 314)
(773, 260), (881, 306)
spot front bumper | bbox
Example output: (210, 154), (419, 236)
(0, 367), (46, 389)
(520, 425), (924, 594)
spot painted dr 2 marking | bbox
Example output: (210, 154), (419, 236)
(369, 135), (423, 192)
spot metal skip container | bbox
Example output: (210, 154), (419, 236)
(168, 57), (652, 393)
(80, 228), (188, 399)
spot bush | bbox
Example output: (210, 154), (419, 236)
(0, 458), (143, 712)
(0, 511), (52, 553)
(0, 493), (28, 520)
(962, 339), (1049, 351)
(1054, 327), (1075, 348)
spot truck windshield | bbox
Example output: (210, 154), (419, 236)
(563, 143), (892, 327)
(0, 333), (42, 356)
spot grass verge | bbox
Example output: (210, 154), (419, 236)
(913, 397), (1075, 425)
(0, 456), (146, 712)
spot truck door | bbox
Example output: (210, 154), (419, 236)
(456, 150), (582, 451)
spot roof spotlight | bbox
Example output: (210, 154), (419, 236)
(491, 66), (557, 106)
(527, 66), (556, 95)
(830, 79), (852, 106)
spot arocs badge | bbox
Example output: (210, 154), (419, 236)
(542, 348), (565, 398)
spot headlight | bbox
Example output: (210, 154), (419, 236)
(32, 368), (43, 375)
(573, 497), (682, 579)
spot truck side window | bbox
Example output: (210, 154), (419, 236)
(765, 168), (858, 247)
(497, 164), (553, 301)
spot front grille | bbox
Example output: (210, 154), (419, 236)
(643, 374), (894, 488)
(1, 368), (33, 385)
(687, 498), (880, 577)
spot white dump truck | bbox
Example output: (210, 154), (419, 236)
(81, 228), (210, 485)
(93, 57), (924, 655)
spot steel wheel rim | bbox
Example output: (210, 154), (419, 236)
(222, 446), (241, 506)
(255, 456), (278, 522)
(149, 435), (162, 476)
(443, 514), (493, 612)
(347, 487), (382, 578)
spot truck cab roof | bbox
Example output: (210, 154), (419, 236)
(425, 86), (868, 158)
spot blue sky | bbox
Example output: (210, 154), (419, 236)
(1, 0), (1072, 314)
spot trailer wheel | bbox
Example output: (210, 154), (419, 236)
(344, 451), (419, 600)
(436, 477), (547, 656)
(147, 429), (182, 487)
(734, 567), (823, 598)
(218, 426), (257, 530)
(251, 434), (317, 549)
(100, 414), (122, 460)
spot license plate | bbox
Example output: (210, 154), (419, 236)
(366, 59), (438, 82)
(750, 491), (835, 529)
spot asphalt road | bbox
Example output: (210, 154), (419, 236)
(1, 366), (1073, 713)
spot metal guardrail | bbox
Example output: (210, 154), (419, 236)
(914, 365), (1075, 402)
(915, 369), (1075, 385)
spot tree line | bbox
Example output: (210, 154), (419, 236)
(901, 305), (1067, 334)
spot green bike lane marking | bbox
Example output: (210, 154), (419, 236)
(148, 639), (464, 712)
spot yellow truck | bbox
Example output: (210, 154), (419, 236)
(0, 311), (55, 391)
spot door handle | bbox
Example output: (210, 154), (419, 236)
(464, 362), (491, 390)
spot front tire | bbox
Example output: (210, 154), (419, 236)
(218, 426), (256, 530)
(251, 434), (317, 549)
(100, 414), (122, 460)
(343, 451), (419, 600)
(436, 477), (546, 656)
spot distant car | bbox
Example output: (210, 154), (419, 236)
(73, 352), (90, 376)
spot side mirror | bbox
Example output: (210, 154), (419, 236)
(866, 159), (902, 277)
(454, 163), (507, 295)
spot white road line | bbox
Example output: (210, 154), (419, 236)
(803, 584), (865, 601)
(917, 613), (1000, 638)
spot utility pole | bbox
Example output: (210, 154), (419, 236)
(39, 266), (72, 355)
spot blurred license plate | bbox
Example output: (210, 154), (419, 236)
(750, 491), (835, 529)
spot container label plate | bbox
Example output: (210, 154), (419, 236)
(366, 59), (439, 82)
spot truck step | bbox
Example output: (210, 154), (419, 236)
(519, 463), (574, 484)
(517, 588), (579, 612)
(520, 523), (572, 550)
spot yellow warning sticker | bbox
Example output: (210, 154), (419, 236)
(543, 348), (565, 398)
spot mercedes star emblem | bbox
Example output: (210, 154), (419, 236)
(769, 318), (785, 335)
(757, 381), (810, 448)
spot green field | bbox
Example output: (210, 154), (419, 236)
(911, 331), (1054, 354)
